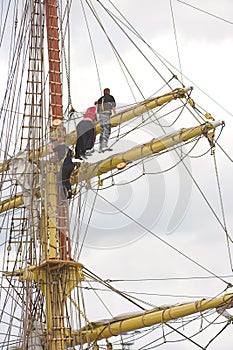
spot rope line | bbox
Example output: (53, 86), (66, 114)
(90, 189), (230, 286)
(177, 0), (233, 25)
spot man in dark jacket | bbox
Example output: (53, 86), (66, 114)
(97, 88), (116, 152)
(53, 144), (75, 199)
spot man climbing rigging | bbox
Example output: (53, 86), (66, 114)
(52, 143), (75, 200)
(97, 88), (116, 152)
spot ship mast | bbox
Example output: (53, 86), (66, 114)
(45, 0), (63, 126)
(0, 119), (223, 213)
(37, 1), (83, 349)
(0, 1), (231, 349)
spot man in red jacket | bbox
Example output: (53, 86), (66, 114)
(74, 102), (97, 160)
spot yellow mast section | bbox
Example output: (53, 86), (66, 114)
(0, 87), (190, 173)
(66, 87), (192, 146)
(73, 119), (222, 183)
(0, 119), (223, 213)
(73, 293), (233, 344)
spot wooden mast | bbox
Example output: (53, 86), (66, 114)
(73, 293), (233, 345)
(0, 87), (191, 173)
(38, 2), (82, 349)
(45, 0), (63, 126)
(0, 2), (229, 348)
(0, 119), (223, 213)
(44, 0), (71, 262)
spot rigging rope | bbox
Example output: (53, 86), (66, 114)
(87, 279), (114, 317)
(90, 189), (231, 286)
(106, 274), (233, 283)
(106, 0), (180, 87)
(81, 0), (102, 95)
(57, 0), (73, 111)
(80, 284), (214, 300)
(98, 0), (176, 95)
(205, 322), (231, 348)
(177, 0), (233, 25)
(0, 1), (12, 47)
(213, 152), (233, 270)
(169, 0), (183, 84)
(77, 184), (100, 260)
(85, 0), (145, 100)
(84, 267), (147, 310)
(139, 310), (222, 350)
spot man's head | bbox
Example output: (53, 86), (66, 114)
(103, 88), (110, 95)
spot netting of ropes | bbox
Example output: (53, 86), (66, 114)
(0, 1), (233, 349)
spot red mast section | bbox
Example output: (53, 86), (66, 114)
(45, 0), (71, 260)
(45, 0), (63, 126)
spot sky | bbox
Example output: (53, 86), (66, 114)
(0, 0), (233, 349)
(71, 1), (233, 349)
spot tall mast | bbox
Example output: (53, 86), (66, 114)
(45, 0), (63, 127)
(36, 1), (83, 349)
(44, 0), (71, 261)
(0, 1), (231, 348)
(0, 120), (223, 211)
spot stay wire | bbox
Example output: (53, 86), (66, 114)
(100, 0), (176, 91)
(213, 152), (233, 270)
(83, 284), (213, 300)
(94, 137), (201, 188)
(0, 0), (12, 46)
(177, 0), (233, 25)
(205, 322), (231, 348)
(109, 5), (233, 122)
(86, 135), (218, 211)
(169, 0), (183, 84)
(112, 327), (159, 349)
(216, 141), (233, 163)
(138, 309), (222, 350)
(107, 0), (233, 122)
(137, 323), (187, 349)
(165, 322), (205, 349)
(106, 0), (179, 83)
(77, 185), (100, 260)
(92, 0), (141, 102)
(105, 274), (233, 283)
(0, 0), (31, 146)
(108, 98), (191, 151)
(84, 267), (147, 310)
(57, 0), (73, 110)
(87, 280), (114, 317)
(151, 309), (227, 349)
(81, 0), (102, 95)
(90, 189), (230, 286)
(180, 152), (233, 243)
(86, 0), (144, 100)
(113, 119), (227, 244)
(71, 183), (89, 259)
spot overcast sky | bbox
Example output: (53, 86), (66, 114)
(71, 1), (233, 349)
(0, 1), (233, 349)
